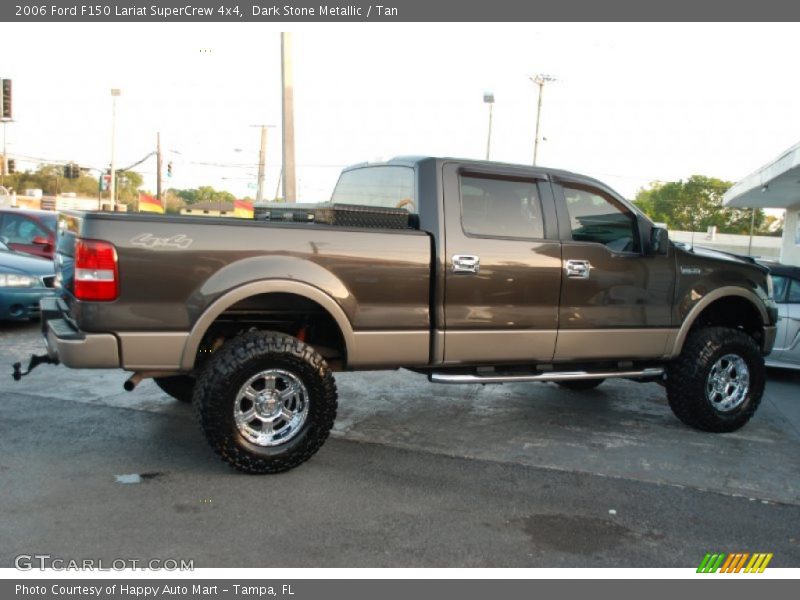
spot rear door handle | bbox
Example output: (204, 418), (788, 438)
(452, 254), (480, 274)
(565, 259), (592, 279)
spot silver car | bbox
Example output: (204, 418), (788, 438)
(762, 262), (800, 370)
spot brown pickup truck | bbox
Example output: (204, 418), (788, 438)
(15, 157), (778, 474)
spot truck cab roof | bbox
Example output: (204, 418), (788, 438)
(344, 156), (627, 194)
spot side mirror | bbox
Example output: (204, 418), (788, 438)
(32, 235), (51, 246)
(649, 226), (669, 255)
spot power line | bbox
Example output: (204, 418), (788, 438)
(120, 151), (156, 172)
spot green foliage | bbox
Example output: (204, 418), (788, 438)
(2, 164), (144, 207)
(3, 164), (97, 196)
(170, 186), (236, 205)
(633, 175), (769, 235)
(114, 170), (143, 206)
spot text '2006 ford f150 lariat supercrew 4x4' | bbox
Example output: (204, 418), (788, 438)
(14, 157), (778, 473)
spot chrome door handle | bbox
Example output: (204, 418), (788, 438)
(452, 254), (480, 274)
(565, 259), (592, 279)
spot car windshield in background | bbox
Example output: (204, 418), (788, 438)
(331, 166), (416, 213)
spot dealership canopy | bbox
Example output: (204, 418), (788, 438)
(723, 141), (800, 209)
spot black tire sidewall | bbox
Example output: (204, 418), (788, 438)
(194, 332), (337, 473)
(696, 335), (763, 423)
(667, 327), (765, 432)
(217, 352), (323, 459)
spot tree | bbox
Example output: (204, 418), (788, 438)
(633, 175), (768, 234)
(3, 164), (99, 196)
(170, 186), (236, 206)
(163, 190), (186, 214)
(2, 164), (147, 207)
(114, 170), (143, 207)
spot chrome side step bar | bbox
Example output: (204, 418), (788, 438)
(429, 367), (664, 385)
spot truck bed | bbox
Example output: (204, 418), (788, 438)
(57, 211), (433, 336)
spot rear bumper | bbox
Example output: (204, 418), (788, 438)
(40, 297), (120, 368)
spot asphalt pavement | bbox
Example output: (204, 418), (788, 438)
(1, 320), (799, 568)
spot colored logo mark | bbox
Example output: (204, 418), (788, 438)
(697, 553), (773, 573)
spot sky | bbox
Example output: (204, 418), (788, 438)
(2, 22), (800, 202)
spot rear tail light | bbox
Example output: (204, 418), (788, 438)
(74, 239), (119, 301)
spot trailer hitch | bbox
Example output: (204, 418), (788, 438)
(12, 353), (59, 381)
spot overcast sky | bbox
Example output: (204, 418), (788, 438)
(3, 22), (800, 201)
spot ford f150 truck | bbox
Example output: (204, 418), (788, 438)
(14, 157), (778, 474)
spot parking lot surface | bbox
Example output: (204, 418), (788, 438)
(1, 320), (799, 567)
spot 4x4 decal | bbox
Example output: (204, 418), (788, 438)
(130, 233), (193, 250)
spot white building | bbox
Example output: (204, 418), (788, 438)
(723, 142), (800, 266)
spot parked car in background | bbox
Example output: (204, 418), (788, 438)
(760, 261), (800, 370)
(0, 238), (57, 321)
(0, 208), (57, 259)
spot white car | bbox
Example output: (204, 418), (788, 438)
(761, 261), (800, 370)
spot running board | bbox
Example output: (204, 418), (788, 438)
(429, 367), (664, 384)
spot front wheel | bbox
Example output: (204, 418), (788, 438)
(193, 331), (337, 474)
(666, 326), (764, 432)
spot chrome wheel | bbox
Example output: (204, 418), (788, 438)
(234, 369), (309, 446)
(705, 354), (750, 413)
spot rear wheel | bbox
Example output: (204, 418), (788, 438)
(666, 326), (764, 432)
(193, 331), (337, 474)
(556, 378), (605, 391)
(154, 375), (195, 403)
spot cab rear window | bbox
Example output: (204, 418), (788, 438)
(331, 166), (416, 213)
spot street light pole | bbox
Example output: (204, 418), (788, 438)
(530, 74), (555, 166)
(483, 92), (494, 160)
(110, 88), (121, 210)
(281, 32), (297, 202)
(156, 131), (163, 209)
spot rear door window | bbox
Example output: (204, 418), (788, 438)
(459, 174), (544, 240)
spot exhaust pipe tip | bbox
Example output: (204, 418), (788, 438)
(123, 370), (181, 392)
(124, 372), (144, 392)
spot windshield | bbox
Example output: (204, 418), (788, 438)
(330, 166), (416, 213)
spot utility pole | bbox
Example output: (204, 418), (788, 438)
(252, 125), (274, 204)
(1, 121), (6, 185)
(530, 74), (555, 166)
(110, 88), (121, 209)
(281, 32), (297, 202)
(156, 131), (163, 209)
(747, 208), (756, 256)
(1, 78), (11, 185)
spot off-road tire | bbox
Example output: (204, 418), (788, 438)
(193, 331), (337, 474)
(556, 378), (605, 391)
(154, 375), (195, 403)
(666, 326), (764, 432)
